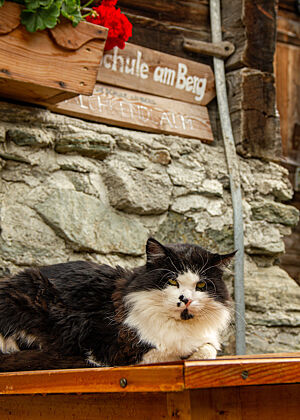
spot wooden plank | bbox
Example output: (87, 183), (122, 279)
(49, 83), (214, 142)
(190, 384), (300, 420)
(277, 13), (300, 47)
(167, 391), (192, 420)
(0, 393), (177, 420)
(119, 0), (209, 29)
(0, 365), (184, 395)
(0, 3), (107, 104)
(0, 25), (105, 97)
(98, 43), (215, 106)
(184, 357), (300, 389)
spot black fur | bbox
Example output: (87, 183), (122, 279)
(0, 238), (233, 372)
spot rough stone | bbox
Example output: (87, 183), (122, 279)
(0, 126), (5, 142)
(150, 149), (172, 165)
(33, 189), (148, 256)
(104, 158), (172, 215)
(245, 221), (285, 255)
(167, 163), (206, 191)
(0, 204), (67, 265)
(6, 127), (54, 148)
(55, 131), (114, 159)
(56, 155), (99, 173)
(252, 201), (299, 226)
(244, 261), (300, 329)
(171, 195), (224, 216)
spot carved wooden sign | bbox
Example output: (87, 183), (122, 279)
(98, 43), (215, 106)
(50, 43), (215, 142)
(50, 83), (213, 142)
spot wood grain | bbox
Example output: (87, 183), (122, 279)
(0, 1), (20, 35)
(226, 68), (282, 160)
(0, 2), (106, 104)
(190, 384), (300, 420)
(184, 357), (300, 389)
(0, 393), (173, 420)
(98, 43), (215, 106)
(50, 20), (107, 50)
(222, 0), (277, 73)
(0, 364), (184, 395)
(50, 83), (214, 142)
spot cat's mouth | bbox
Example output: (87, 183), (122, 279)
(180, 308), (194, 320)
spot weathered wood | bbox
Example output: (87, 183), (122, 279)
(116, 0), (211, 64)
(277, 13), (300, 47)
(184, 357), (300, 389)
(183, 39), (235, 59)
(0, 365), (184, 395)
(0, 393), (177, 420)
(0, 2), (107, 105)
(222, 0), (277, 72)
(226, 68), (282, 160)
(98, 43), (215, 106)
(0, 1), (20, 34)
(0, 355), (299, 420)
(50, 19), (107, 51)
(49, 83), (214, 142)
(119, 0), (210, 30)
(190, 384), (300, 420)
(275, 42), (300, 159)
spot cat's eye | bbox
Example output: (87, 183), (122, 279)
(168, 278), (178, 287)
(196, 281), (206, 291)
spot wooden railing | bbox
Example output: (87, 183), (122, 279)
(0, 353), (299, 419)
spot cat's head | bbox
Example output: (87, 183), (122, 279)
(125, 238), (235, 324)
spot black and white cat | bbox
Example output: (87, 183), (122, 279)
(0, 238), (234, 371)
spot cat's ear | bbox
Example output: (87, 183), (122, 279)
(214, 250), (237, 267)
(146, 238), (168, 265)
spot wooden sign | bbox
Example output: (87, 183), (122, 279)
(50, 83), (213, 142)
(98, 43), (215, 106)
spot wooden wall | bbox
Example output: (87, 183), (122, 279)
(276, 0), (300, 285)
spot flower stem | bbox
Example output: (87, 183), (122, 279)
(81, 0), (95, 9)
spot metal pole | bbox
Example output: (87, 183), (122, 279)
(210, 0), (246, 354)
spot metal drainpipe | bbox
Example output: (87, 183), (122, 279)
(210, 0), (246, 354)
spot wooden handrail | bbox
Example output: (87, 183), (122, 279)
(0, 353), (299, 395)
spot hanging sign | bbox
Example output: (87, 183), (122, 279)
(50, 43), (215, 142)
(97, 43), (215, 106)
(50, 83), (213, 142)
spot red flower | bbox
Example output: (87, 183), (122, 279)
(86, 0), (132, 51)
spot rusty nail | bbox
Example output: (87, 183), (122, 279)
(241, 370), (249, 380)
(120, 377), (127, 388)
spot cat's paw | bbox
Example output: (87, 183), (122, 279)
(140, 348), (181, 364)
(187, 343), (217, 360)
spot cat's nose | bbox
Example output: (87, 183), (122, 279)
(179, 295), (193, 307)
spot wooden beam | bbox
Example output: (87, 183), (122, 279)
(226, 67), (282, 160)
(222, 0), (277, 72)
(184, 356), (300, 389)
(0, 364), (184, 395)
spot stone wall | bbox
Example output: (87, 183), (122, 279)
(0, 100), (299, 354)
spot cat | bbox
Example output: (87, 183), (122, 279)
(0, 238), (235, 371)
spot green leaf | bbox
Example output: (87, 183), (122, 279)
(0, 0), (4, 7)
(21, 4), (60, 32)
(61, 0), (82, 26)
(23, 0), (55, 11)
